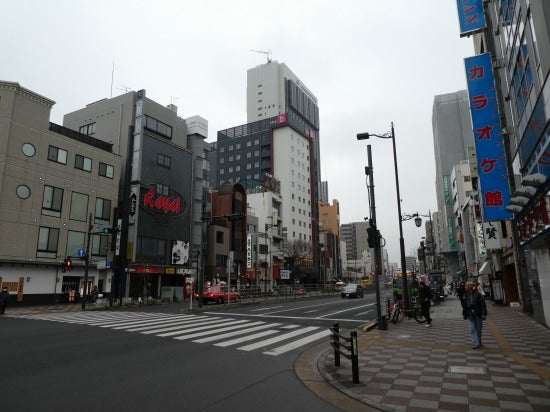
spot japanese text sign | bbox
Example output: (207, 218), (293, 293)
(456, 0), (486, 37)
(465, 53), (512, 221)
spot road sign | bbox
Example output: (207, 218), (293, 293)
(280, 270), (290, 280)
(77, 248), (86, 258)
(93, 223), (108, 233)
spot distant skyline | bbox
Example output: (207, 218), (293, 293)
(2, 1), (475, 262)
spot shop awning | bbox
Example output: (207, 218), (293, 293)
(479, 261), (492, 275)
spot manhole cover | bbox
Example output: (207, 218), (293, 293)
(449, 366), (486, 375)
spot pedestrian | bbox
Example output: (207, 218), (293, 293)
(463, 281), (487, 349)
(418, 281), (433, 327)
(0, 286), (9, 315)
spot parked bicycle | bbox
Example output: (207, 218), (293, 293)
(388, 298), (427, 324)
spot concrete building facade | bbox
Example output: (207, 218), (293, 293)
(0, 81), (122, 305)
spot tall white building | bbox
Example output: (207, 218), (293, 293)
(215, 61), (322, 280)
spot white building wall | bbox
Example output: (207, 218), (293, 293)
(272, 127), (312, 242)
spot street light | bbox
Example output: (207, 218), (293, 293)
(357, 123), (411, 309)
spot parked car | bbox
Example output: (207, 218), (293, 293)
(202, 285), (240, 305)
(341, 284), (364, 299)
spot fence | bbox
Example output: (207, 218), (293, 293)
(329, 322), (359, 384)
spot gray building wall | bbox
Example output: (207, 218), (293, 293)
(432, 90), (475, 273)
(0, 81), (121, 304)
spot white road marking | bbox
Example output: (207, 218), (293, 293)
(263, 330), (331, 356)
(237, 326), (319, 351)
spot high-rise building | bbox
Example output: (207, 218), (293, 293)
(214, 61), (322, 280)
(432, 90), (475, 275)
(463, 0), (550, 326)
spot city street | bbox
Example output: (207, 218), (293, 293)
(2, 294), (375, 411)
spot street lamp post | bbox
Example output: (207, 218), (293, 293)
(357, 123), (411, 310)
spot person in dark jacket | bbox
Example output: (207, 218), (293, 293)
(0, 287), (9, 315)
(463, 281), (487, 348)
(418, 282), (433, 327)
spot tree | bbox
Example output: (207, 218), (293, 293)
(280, 239), (313, 283)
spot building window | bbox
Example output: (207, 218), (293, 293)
(98, 162), (114, 179)
(156, 184), (169, 196)
(216, 231), (224, 244)
(247, 141), (252, 147)
(75, 154), (92, 172)
(37, 227), (59, 257)
(145, 115), (172, 139)
(229, 145), (234, 151)
(22, 143), (36, 157)
(236, 165), (240, 171)
(229, 156), (234, 161)
(236, 143), (241, 149)
(95, 198), (111, 224)
(247, 152), (252, 158)
(79, 122), (96, 135)
(247, 164), (251, 169)
(42, 185), (63, 217)
(236, 154), (241, 160)
(220, 158), (225, 164)
(67, 231), (85, 258)
(16, 185), (31, 199)
(70, 192), (89, 221)
(157, 153), (171, 168)
(91, 234), (108, 258)
(48, 145), (67, 164)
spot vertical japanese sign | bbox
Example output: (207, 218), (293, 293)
(456, 0), (486, 37)
(465, 53), (512, 221)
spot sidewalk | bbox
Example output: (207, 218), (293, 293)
(319, 295), (550, 411)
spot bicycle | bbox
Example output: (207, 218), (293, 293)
(389, 298), (404, 323)
(389, 297), (427, 324)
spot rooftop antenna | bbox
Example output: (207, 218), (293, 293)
(250, 49), (272, 63)
(110, 60), (115, 98)
(117, 84), (132, 93)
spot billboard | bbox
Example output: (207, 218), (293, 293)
(456, 0), (486, 37)
(465, 53), (512, 221)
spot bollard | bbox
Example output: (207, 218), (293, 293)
(332, 322), (340, 367)
(350, 330), (359, 384)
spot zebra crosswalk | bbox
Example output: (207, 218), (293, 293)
(10, 311), (330, 356)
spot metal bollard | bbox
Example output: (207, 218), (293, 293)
(350, 330), (359, 384)
(332, 322), (340, 367)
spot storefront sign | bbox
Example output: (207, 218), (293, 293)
(142, 188), (184, 216)
(456, 0), (486, 37)
(465, 53), (512, 221)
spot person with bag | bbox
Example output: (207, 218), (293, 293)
(418, 281), (433, 327)
(463, 281), (487, 348)
(0, 286), (9, 315)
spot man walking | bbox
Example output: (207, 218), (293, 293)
(418, 281), (433, 327)
(463, 281), (487, 348)
(0, 286), (9, 315)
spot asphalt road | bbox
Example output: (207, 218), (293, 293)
(2, 294), (376, 411)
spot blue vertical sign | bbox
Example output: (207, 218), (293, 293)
(465, 53), (512, 221)
(456, 0), (486, 37)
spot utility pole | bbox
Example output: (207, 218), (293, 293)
(82, 213), (93, 310)
(366, 145), (387, 330)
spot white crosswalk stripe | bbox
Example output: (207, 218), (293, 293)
(11, 312), (326, 356)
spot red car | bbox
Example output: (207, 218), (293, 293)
(202, 286), (240, 305)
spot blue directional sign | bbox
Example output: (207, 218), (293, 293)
(77, 248), (86, 258)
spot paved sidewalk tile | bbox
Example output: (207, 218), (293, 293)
(321, 295), (550, 411)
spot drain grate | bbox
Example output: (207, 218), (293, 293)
(448, 365), (486, 375)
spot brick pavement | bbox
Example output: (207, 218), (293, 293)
(320, 295), (550, 412)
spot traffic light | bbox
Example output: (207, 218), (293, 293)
(102, 227), (114, 234)
(65, 256), (72, 272)
(367, 223), (377, 248)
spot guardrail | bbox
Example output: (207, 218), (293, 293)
(329, 322), (360, 384)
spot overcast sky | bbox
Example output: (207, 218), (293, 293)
(3, 0), (474, 263)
